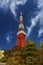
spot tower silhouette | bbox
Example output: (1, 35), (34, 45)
(16, 12), (26, 47)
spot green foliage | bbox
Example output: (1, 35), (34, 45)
(0, 50), (11, 63)
(6, 57), (20, 65)
(0, 40), (39, 65)
(6, 46), (25, 65)
(22, 40), (38, 65)
(39, 42), (43, 49)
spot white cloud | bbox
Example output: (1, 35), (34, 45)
(26, 26), (32, 37)
(6, 31), (13, 43)
(38, 0), (43, 9)
(0, 0), (9, 8)
(0, 0), (1, 4)
(26, 0), (43, 38)
(16, 0), (27, 5)
(38, 0), (43, 37)
(0, 0), (27, 17)
(38, 29), (43, 37)
(39, 10), (43, 25)
(26, 13), (40, 38)
(10, 0), (16, 17)
(6, 35), (11, 43)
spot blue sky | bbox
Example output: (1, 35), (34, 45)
(0, 0), (43, 49)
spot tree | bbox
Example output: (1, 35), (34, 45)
(1, 50), (11, 63)
(6, 40), (39, 65)
(38, 42), (43, 65)
(6, 57), (20, 65)
(22, 40), (38, 65)
(6, 46), (25, 65)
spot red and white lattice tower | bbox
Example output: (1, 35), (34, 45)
(16, 12), (26, 47)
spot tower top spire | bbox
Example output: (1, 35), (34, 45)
(20, 12), (23, 23)
(17, 12), (26, 36)
(20, 12), (22, 16)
